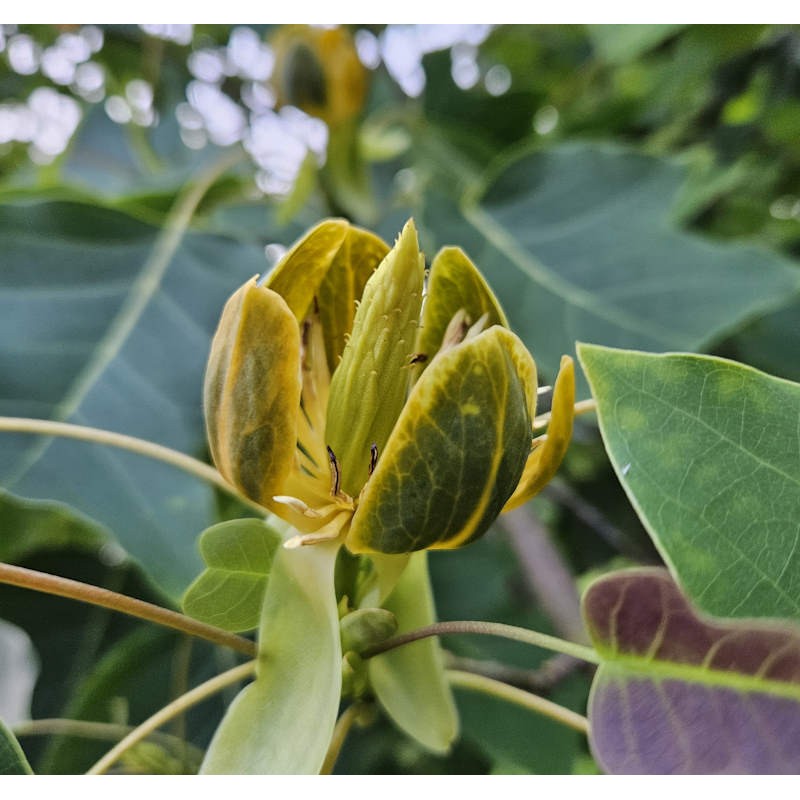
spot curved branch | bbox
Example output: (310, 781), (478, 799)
(0, 562), (256, 658)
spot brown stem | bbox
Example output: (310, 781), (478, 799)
(361, 620), (599, 664)
(0, 562), (256, 658)
(444, 651), (585, 694)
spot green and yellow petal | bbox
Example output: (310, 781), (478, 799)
(504, 355), (575, 511)
(414, 246), (508, 380)
(204, 278), (301, 507)
(326, 219), (425, 497)
(347, 326), (536, 554)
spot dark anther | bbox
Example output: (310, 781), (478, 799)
(408, 353), (428, 365)
(327, 445), (341, 496)
(369, 443), (379, 476)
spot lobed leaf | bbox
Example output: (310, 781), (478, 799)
(200, 542), (341, 774)
(578, 343), (800, 621)
(182, 519), (282, 632)
(584, 568), (800, 774)
(347, 327), (535, 554)
(368, 551), (459, 754)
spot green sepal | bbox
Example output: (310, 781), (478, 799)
(368, 551), (459, 754)
(414, 246), (509, 380)
(347, 326), (536, 553)
(203, 278), (301, 507)
(181, 519), (282, 633)
(326, 219), (425, 496)
(200, 541), (342, 774)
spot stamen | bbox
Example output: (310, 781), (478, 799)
(327, 445), (341, 496)
(408, 353), (428, 365)
(272, 495), (323, 518)
(369, 443), (379, 476)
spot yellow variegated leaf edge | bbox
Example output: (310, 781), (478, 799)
(504, 354), (575, 511)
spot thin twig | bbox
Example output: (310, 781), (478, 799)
(13, 718), (204, 765)
(0, 562), (256, 658)
(0, 417), (264, 516)
(86, 660), (256, 775)
(319, 703), (362, 775)
(498, 505), (589, 645)
(447, 669), (589, 735)
(361, 620), (600, 665)
(444, 651), (585, 694)
(542, 479), (656, 562)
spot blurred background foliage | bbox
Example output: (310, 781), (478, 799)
(0, 23), (798, 774)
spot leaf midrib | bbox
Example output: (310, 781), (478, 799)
(600, 655), (800, 702)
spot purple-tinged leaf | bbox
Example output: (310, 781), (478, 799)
(584, 568), (800, 774)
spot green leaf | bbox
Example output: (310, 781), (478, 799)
(584, 568), (800, 774)
(0, 199), (274, 599)
(368, 552), (459, 754)
(0, 718), (32, 775)
(586, 24), (686, 64)
(347, 326), (536, 553)
(578, 343), (800, 621)
(423, 143), (800, 389)
(182, 519), (282, 632)
(0, 491), (107, 564)
(201, 542), (341, 774)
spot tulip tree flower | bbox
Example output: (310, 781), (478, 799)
(195, 218), (576, 774)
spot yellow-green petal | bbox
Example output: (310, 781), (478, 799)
(415, 246), (508, 378)
(204, 278), (301, 506)
(326, 219), (425, 496)
(368, 551), (459, 754)
(201, 542), (342, 774)
(317, 225), (389, 373)
(504, 355), (575, 511)
(347, 326), (536, 554)
(264, 218), (349, 321)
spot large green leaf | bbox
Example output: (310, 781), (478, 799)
(578, 343), (800, 621)
(422, 143), (800, 388)
(201, 542), (341, 774)
(586, 25), (686, 64)
(182, 519), (282, 633)
(584, 568), (800, 774)
(0, 718), (32, 775)
(0, 199), (273, 598)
